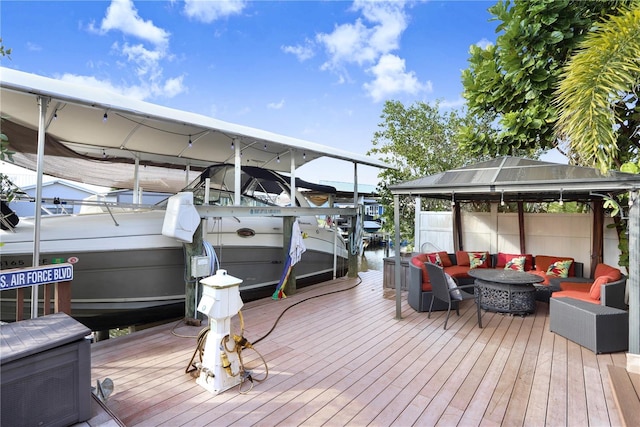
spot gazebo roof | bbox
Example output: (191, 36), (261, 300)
(389, 156), (640, 202)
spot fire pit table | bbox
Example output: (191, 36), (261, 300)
(468, 269), (544, 315)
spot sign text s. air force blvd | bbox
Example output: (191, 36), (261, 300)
(0, 263), (74, 290)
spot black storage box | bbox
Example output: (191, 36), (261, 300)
(1, 312), (91, 427)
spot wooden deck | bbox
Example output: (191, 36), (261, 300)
(87, 270), (627, 426)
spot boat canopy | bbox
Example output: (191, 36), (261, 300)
(0, 67), (391, 192)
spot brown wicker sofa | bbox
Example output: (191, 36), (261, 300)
(407, 251), (584, 312)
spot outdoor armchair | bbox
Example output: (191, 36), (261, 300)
(425, 262), (483, 330)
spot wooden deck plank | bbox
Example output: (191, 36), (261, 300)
(608, 365), (640, 427)
(582, 347), (613, 426)
(522, 306), (554, 426)
(457, 315), (526, 426)
(495, 299), (547, 425)
(85, 270), (628, 426)
(481, 312), (534, 425)
(546, 330), (568, 426)
(566, 340), (589, 427)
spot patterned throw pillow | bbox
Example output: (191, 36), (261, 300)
(504, 256), (526, 271)
(546, 260), (573, 278)
(446, 273), (463, 300)
(427, 252), (443, 266)
(469, 251), (488, 269)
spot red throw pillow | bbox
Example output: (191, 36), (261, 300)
(437, 251), (453, 267)
(589, 275), (613, 300)
(426, 252), (443, 266)
(456, 251), (470, 266)
(593, 264), (622, 281)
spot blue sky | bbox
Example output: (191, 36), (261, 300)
(1, 0), (502, 185)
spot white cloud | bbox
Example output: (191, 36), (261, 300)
(57, 73), (149, 100)
(317, 1), (407, 71)
(267, 99), (285, 110)
(183, 0), (247, 23)
(281, 41), (315, 62)
(26, 42), (42, 52)
(363, 54), (432, 102)
(100, 0), (170, 48)
(476, 38), (493, 49)
(312, 1), (429, 101)
(439, 97), (467, 109)
(163, 76), (187, 98)
(81, 0), (186, 100)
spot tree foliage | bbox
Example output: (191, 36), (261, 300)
(555, 3), (640, 173)
(368, 100), (487, 244)
(460, 0), (628, 158)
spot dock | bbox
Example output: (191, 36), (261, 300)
(82, 270), (626, 426)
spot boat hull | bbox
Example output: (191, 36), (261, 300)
(0, 211), (348, 330)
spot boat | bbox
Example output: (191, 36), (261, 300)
(0, 164), (349, 331)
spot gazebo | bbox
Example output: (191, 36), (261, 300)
(389, 156), (640, 375)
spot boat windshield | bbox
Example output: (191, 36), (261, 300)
(185, 164), (292, 207)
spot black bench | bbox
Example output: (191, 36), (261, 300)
(550, 297), (628, 353)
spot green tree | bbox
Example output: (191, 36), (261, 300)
(554, 4), (640, 269)
(555, 4), (640, 172)
(460, 0), (628, 158)
(368, 100), (484, 246)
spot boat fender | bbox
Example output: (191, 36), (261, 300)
(162, 192), (201, 242)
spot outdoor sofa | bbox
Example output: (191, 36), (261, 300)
(408, 251), (584, 312)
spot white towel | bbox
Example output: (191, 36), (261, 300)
(289, 219), (306, 266)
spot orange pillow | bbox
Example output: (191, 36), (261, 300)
(589, 275), (613, 300)
(437, 251), (453, 267)
(593, 264), (621, 281)
(456, 251), (470, 266)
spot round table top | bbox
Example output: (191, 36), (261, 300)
(467, 268), (544, 285)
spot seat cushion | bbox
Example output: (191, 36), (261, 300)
(552, 290), (599, 304)
(445, 265), (471, 281)
(559, 281), (592, 292)
(530, 269), (551, 285)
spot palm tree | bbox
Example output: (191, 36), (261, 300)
(554, 4), (640, 173)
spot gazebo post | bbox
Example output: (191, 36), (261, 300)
(628, 190), (639, 374)
(394, 194), (402, 320)
(517, 201), (526, 254)
(591, 199), (604, 278)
